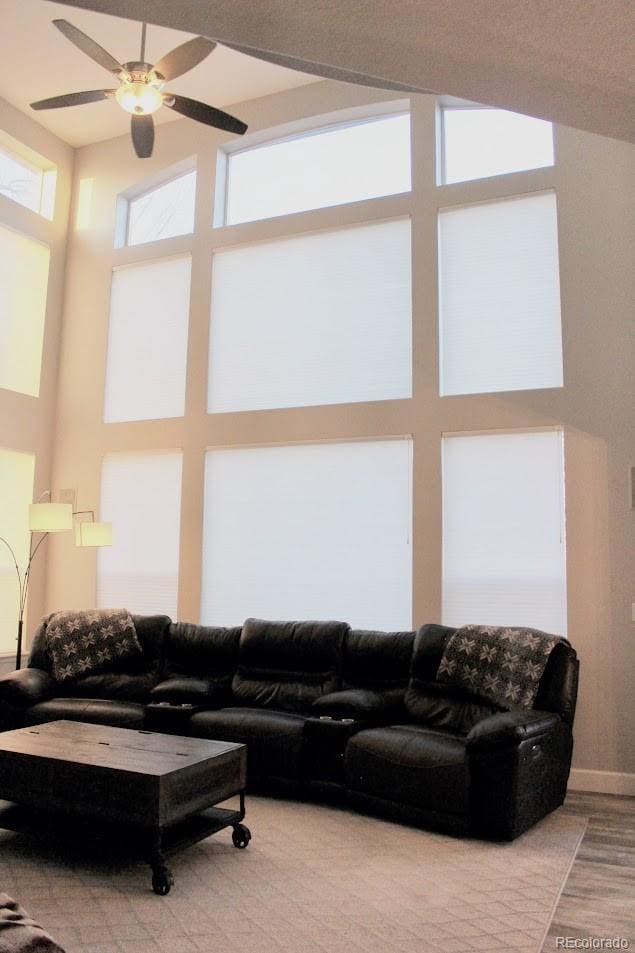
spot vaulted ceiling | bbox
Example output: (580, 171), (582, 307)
(55, 0), (635, 144)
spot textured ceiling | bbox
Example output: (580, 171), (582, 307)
(55, 0), (635, 143)
(0, 0), (316, 146)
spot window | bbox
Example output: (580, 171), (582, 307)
(0, 139), (56, 218)
(126, 170), (196, 246)
(224, 113), (411, 225)
(97, 451), (183, 617)
(439, 192), (563, 395)
(0, 448), (35, 654)
(208, 218), (412, 412)
(201, 439), (412, 628)
(442, 430), (566, 634)
(441, 107), (554, 184)
(104, 256), (191, 422)
(0, 223), (50, 397)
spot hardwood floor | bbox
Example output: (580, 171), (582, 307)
(541, 790), (635, 951)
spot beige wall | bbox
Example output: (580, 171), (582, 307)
(44, 81), (634, 786)
(0, 96), (73, 661)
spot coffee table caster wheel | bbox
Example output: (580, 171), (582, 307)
(152, 867), (174, 895)
(232, 823), (251, 849)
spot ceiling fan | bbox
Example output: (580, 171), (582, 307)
(30, 19), (248, 158)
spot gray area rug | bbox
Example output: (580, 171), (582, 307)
(0, 797), (587, 953)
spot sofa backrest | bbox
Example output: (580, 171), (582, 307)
(232, 617), (349, 712)
(164, 622), (241, 685)
(27, 613), (171, 678)
(343, 628), (414, 701)
(405, 623), (579, 734)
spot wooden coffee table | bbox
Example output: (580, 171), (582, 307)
(0, 720), (250, 894)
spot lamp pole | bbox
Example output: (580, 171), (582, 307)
(0, 532), (49, 669)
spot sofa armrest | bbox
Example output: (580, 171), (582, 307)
(312, 689), (391, 719)
(466, 709), (561, 751)
(0, 668), (56, 708)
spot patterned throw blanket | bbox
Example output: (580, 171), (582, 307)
(436, 624), (564, 709)
(45, 609), (142, 682)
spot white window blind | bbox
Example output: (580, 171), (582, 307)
(104, 256), (191, 422)
(441, 107), (554, 185)
(442, 430), (566, 635)
(201, 439), (412, 629)
(439, 192), (563, 396)
(208, 218), (412, 412)
(97, 451), (182, 617)
(0, 448), (35, 653)
(127, 170), (196, 246)
(0, 224), (50, 397)
(225, 113), (411, 225)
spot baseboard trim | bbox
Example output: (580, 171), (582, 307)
(569, 768), (635, 796)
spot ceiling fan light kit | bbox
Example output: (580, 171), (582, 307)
(115, 74), (165, 116)
(30, 19), (248, 157)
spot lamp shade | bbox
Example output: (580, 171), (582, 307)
(76, 521), (113, 547)
(28, 502), (73, 532)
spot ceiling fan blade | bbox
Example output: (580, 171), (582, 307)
(31, 90), (114, 110)
(53, 19), (124, 75)
(164, 94), (247, 135)
(152, 36), (216, 81)
(131, 114), (155, 158)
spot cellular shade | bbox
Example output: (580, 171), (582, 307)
(439, 192), (563, 395)
(104, 256), (191, 422)
(442, 108), (554, 184)
(127, 170), (196, 246)
(201, 439), (412, 628)
(225, 113), (411, 225)
(97, 451), (182, 617)
(0, 224), (50, 397)
(442, 430), (566, 635)
(0, 448), (35, 653)
(208, 218), (412, 412)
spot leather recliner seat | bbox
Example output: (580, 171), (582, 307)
(346, 624), (578, 838)
(188, 617), (349, 790)
(7, 614), (171, 730)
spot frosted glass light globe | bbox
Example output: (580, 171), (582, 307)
(115, 81), (163, 115)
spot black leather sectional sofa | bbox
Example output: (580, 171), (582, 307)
(0, 614), (579, 840)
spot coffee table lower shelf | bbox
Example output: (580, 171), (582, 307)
(0, 793), (251, 895)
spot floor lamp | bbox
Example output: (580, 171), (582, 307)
(0, 495), (112, 669)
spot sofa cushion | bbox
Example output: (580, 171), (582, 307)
(150, 676), (227, 706)
(343, 629), (414, 691)
(345, 724), (470, 817)
(23, 698), (145, 729)
(405, 624), (500, 734)
(189, 707), (306, 783)
(163, 623), (241, 684)
(128, 614), (171, 674)
(232, 618), (348, 713)
(312, 689), (390, 719)
(65, 672), (157, 703)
